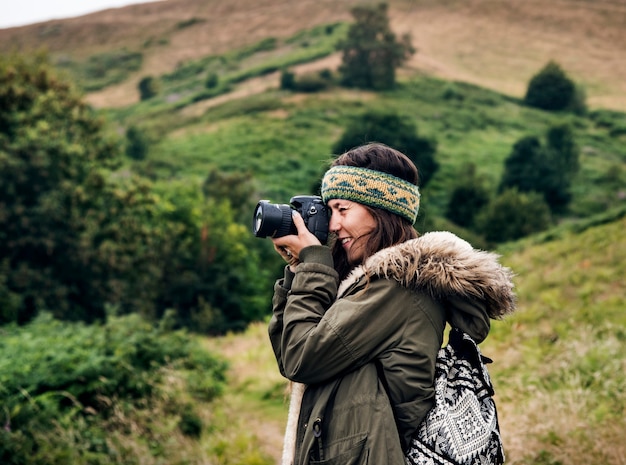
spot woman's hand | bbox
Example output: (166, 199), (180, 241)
(272, 211), (322, 270)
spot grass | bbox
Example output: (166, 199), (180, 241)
(485, 217), (626, 465)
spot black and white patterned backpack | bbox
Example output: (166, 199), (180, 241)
(405, 328), (505, 465)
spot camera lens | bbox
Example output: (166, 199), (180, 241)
(252, 200), (294, 238)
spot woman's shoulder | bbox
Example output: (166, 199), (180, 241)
(353, 232), (515, 319)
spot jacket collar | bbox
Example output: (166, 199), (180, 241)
(337, 231), (515, 319)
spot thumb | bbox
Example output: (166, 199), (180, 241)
(292, 210), (307, 233)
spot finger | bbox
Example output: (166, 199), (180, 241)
(291, 211), (307, 234)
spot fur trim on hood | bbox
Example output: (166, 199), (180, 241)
(338, 231), (516, 319)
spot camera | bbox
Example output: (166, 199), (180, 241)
(252, 195), (329, 243)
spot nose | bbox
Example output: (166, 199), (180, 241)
(329, 213), (340, 233)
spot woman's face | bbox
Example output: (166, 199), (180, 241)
(327, 199), (377, 264)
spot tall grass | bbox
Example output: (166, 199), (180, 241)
(485, 217), (626, 465)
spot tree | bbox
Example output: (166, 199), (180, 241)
(499, 124), (580, 213)
(151, 182), (268, 334)
(0, 54), (163, 324)
(476, 189), (552, 243)
(332, 110), (438, 187)
(337, 2), (415, 90)
(524, 61), (586, 114)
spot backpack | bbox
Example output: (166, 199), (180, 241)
(404, 328), (506, 465)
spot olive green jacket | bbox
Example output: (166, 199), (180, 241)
(269, 231), (515, 465)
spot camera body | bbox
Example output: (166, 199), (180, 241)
(252, 195), (329, 244)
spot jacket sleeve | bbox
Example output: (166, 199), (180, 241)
(268, 266), (296, 377)
(276, 246), (437, 385)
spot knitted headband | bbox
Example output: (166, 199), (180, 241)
(321, 165), (421, 223)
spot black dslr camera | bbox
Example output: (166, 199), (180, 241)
(252, 195), (329, 244)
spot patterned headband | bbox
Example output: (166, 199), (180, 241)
(321, 165), (420, 223)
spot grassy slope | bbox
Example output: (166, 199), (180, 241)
(207, 215), (626, 465)
(490, 215), (626, 465)
(1, 0), (625, 111)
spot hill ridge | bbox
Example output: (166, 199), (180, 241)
(1, 0), (625, 110)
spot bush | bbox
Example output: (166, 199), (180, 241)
(138, 75), (160, 100)
(445, 164), (490, 228)
(205, 73), (219, 89)
(125, 125), (150, 160)
(280, 69), (296, 90)
(499, 125), (580, 213)
(0, 53), (164, 324)
(524, 61), (586, 113)
(476, 188), (553, 243)
(0, 312), (227, 464)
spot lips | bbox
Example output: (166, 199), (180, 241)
(340, 237), (351, 248)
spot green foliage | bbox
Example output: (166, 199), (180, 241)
(0, 53), (268, 332)
(150, 181), (269, 334)
(0, 53), (130, 322)
(524, 60), (586, 114)
(477, 188), (553, 243)
(499, 124), (580, 213)
(280, 68), (296, 90)
(138, 75), (160, 100)
(332, 110), (439, 187)
(125, 124), (149, 160)
(445, 163), (490, 228)
(205, 72), (219, 89)
(176, 17), (206, 29)
(337, 2), (414, 90)
(0, 312), (227, 464)
(56, 49), (143, 92)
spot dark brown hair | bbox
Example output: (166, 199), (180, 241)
(329, 143), (420, 280)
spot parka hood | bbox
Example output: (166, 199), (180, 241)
(337, 231), (516, 342)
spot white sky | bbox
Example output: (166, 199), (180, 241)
(1, 0), (158, 29)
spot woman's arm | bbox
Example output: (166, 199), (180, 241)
(280, 249), (422, 384)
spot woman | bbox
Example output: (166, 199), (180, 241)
(269, 143), (515, 465)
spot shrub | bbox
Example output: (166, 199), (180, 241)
(0, 313), (227, 464)
(205, 72), (219, 89)
(138, 75), (160, 100)
(125, 125), (149, 160)
(499, 124), (580, 213)
(280, 69), (296, 90)
(524, 61), (586, 114)
(293, 72), (330, 92)
(0, 53), (164, 323)
(445, 164), (490, 228)
(476, 188), (553, 243)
